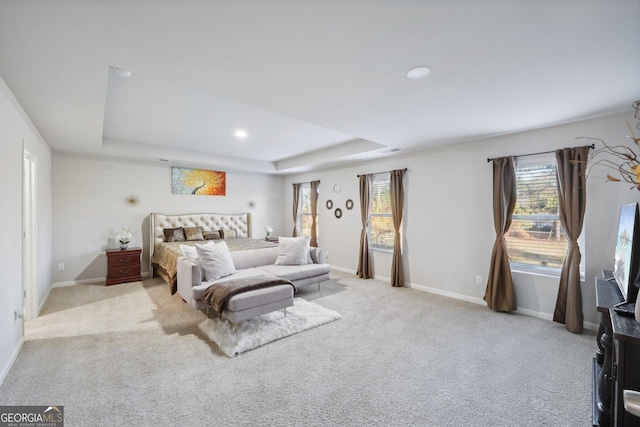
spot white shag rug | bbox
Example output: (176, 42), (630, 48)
(198, 297), (341, 357)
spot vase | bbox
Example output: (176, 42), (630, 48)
(265, 234), (271, 241)
(120, 243), (128, 250)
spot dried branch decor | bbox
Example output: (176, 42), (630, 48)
(584, 101), (640, 189)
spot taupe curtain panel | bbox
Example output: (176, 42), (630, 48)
(484, 156), (517, 312)
(292, 183), (301, 237)
(390, 169), (405, 287)
(553, 146), (589, 334)
(357, 174), (373, 279)
(310, 180), (319, 247)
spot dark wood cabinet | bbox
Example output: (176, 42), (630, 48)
(611, 310), (640, 426)
(106, 247), (142, 286)
(594, 273), (640, 426)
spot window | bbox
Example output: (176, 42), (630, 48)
(505, 156), (584, 277)
(297, 183), (316, 238)
(370, 174), (394, 250)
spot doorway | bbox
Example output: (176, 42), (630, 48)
(23, 148), (37, 320)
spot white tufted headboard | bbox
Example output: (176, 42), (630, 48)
(149, 212), (251, 274)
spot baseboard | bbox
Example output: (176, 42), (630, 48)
(374, 274), (391, 283)
(52, 277), (104, 288)
(408, 282), (486, 306)
(329, 265), (395, 282)
(52, 271), (150, 288)
(329, 265), (357, 275)
(406, 282), (599, 332)
(38, 285), (52, 316)
(583, 321), (598, 331)
(0, 336), (24, 387)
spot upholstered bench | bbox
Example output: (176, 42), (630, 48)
(208, 284), (294, 324)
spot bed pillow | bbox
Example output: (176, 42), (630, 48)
(163, 227), (185, 242)
(183, 226), (204, 241)
(202, 230), (221, 240)
(196, 241), (236, 280)
(220, 229), (237, 239)
(275, 236), (311, 265)
(180, 241), (214, 265)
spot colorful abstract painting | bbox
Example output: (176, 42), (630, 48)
(171, 167), (226, 195)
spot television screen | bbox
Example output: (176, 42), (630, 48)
(613, 202), (640, 302)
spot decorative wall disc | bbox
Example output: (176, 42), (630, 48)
(346, 199), (354, 210)
(123, 194), (140, 207)
(326, 200), (333, 209)
(334, 208), (342, 219)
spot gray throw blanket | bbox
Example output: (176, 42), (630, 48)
(202, 274), (294, 317)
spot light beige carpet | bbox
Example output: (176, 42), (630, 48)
(1, 271), (595, 426)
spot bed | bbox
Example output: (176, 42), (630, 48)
(149, 212), (278, 294)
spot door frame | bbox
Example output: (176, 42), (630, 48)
(23, 146), (38, 320)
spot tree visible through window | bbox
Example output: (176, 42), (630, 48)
(505, 158), (568, 270)
(298, 183), (316, 238)
(370, 175), (393, 250)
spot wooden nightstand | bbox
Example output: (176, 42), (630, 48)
(106, 247), (142, 286)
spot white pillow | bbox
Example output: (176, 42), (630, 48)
(180, 241), (214, 266)
(196, 241), (236, 280)
(275, 236), (311, 265)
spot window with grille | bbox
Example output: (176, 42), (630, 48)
(505, 155), (584, 277)
(297, 183), (316, 238)
(370, 174), (394, 250)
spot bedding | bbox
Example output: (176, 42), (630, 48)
(201, 274), (294, 317)
(150, 211), (284, 294)
(151, 237), (278, 294)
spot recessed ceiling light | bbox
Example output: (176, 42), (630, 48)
(114, 67), (132, 77)
(407, 66), (431, 79)
(235, 130), (247, 139)
(109, 65), (133, 77)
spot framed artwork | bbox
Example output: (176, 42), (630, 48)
(171, 167), (226, 195)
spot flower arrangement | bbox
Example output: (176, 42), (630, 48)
(115, 226), (133, 245)
(264, 224), (273, 240)
(586, 100), (640, 189)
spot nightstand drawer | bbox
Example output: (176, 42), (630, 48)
(108, 265), (141, 279)
(107, 253), (140, 268)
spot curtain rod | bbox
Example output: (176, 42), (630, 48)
(486, 144), (594, 163)
(292, 180), (320, 185)
(357, 168), (407, 177)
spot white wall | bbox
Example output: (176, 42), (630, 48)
(51, 154), (285, 284)
(0, 75), (52, 384)
(284, 112), (637, 327)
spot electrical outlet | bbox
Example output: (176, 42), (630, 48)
(58, 263), (65, 271)
(476, 275), (483, 285)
